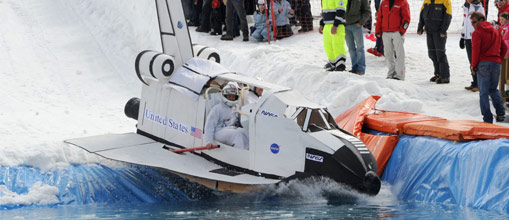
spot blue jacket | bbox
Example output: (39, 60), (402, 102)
(272, 0), (293, 26)
(254, 10), (268, 29)
(253, 10), (272, 41)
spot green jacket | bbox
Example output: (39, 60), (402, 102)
(345, 0), (371, 26)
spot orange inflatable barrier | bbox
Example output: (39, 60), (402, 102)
(403, 120), (509, 141)
(335, 96), (398, 175)
(358, 133), (399, 176)
(365, 111), (446, 134)
(335, 95), (509, 175)
(335, 96), (380, 137)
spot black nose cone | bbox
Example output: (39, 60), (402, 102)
(363, 171), (381, 196)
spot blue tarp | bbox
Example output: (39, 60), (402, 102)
(0, 164), (214, 209)
(382, 135), (509, 213)
(2, 135), (509, 214)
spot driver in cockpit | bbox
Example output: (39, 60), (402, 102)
(204, 82), (249, 150)
(244, 86), (264, 105)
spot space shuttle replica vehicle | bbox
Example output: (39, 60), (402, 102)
(66, 0), (381, 195)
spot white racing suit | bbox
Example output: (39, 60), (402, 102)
(204, 102), (249, 150)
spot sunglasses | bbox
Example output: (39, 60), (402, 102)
(471, 20), (478, 25)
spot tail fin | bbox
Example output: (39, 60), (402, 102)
(155, 0), (194, 67)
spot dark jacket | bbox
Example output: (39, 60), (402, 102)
(472, 22), (507, 68)
(375, 0), (411, 35)
(417, 0), (452, 34)
(345, 0), (371, 25)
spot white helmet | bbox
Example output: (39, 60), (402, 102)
(221, 82), (240, 107)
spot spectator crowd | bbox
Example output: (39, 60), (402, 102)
(182, 0), (313, 41)
(183, 0), (509, 123)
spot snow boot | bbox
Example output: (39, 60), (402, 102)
(465, 85), (475, 90)
(220, 34), (234, 41)
(210, 31), (222, 36)
(335, 64), (346, 71)
(436, 77), (450, 84)
(430, 75), (439, 82)
(196, 27), (210, 33)
(496, 114), (506, 122)
(243, 31), (249, 41)
(324, 63), (335, 71)
(349, 70), (365, 75)
(367, 47), (377, 56)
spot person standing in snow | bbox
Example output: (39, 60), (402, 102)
(204, 82), (249, 149)
(345, 0), (371, 75)
(461, 0), (484, 92)
(375, 0), (411, 80)
(209, 0), (225, 35)
(498, 12), (509, 100)
(190, 0), (203, 27)
(418, 0), (452, 84)
(470, 12), (507, 123)
(367, 0), (384, 57)
(319, 0), (348, 72)
(221, 0), (249, 41)
(273, 0), (295, 39)
(296, 0), (313, 32)
(196, 0), (213, 33)
(252, 0), (272, 41)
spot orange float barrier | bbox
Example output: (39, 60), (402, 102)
(403, 120), (509, 141)
(335, 96), (380, 136)
(365, 111), (446, 134)
(335, 96), (398, 175)
(358, 133), (399, 176)
(335, 95), (509, 175)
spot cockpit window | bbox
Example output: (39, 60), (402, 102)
(293, 107), (307, 128)
(319, 109), (339, 130)
(289, 107), (339, 132)
(307, 109), (329, 131)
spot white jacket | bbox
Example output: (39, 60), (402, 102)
(204, 102), (239, 143)
(462, 2), (484, 40)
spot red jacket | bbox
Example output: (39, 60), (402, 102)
(471, 22), (507, 68)
(375, 0), (411, 35)
(212, 0), (220, 9)
(498, 3), (509, 25)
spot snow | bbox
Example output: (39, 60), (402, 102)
(0, 182), (59, 206)
(0, 0), (503, 175)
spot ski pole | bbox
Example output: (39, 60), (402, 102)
(264, 0), (271, 45)
(270, 0), (277, 42)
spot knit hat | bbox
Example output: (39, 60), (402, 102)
(258, 0), (264, 5)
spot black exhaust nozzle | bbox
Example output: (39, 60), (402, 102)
(124, 97), (140, 120)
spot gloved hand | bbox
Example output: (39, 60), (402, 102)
(459, 38), (465, 49)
